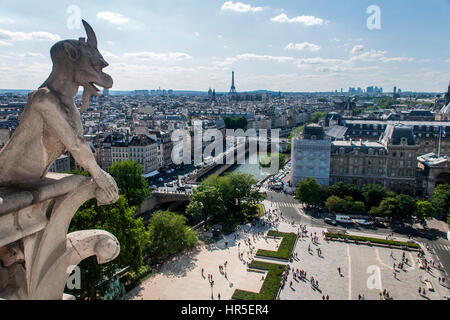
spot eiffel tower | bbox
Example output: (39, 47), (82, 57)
(229, 71), (237, 95)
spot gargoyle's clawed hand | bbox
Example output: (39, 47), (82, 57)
(93, 170), (119, 206)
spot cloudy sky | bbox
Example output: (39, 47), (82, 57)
(0, 0), (449, 92)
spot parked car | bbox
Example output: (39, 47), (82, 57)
(335, 215), (353, 224)
(355, 219), (372, 226)
(324, 217), (337, 226)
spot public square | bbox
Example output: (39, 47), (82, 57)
(126, 208), (450, 300)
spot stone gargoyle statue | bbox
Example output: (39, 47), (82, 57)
(0, 20), (118, 205)
(0, 20), (120, 300)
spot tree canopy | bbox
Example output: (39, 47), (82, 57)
(147, 210), (198, 261)
(223, 116), (248, 130)
(415, 200), (436, 223)
(68, 196), (149, 299)
(312, 112), (326, 123)
(296, 178), (321, 208)
(329, 182), (365, 203)
(109, 160), (152, 207)
(432, 184), (450, 221)
(362, 184), (395, 210)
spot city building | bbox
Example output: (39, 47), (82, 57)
(330, 124), (419, 195)
(290, 124), (331, 187)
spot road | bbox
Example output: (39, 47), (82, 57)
(264, 188), (450, 282)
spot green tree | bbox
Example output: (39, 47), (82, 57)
(68, 196), (149, 299)
(296, 178), (321, 209)
(287, 124), (306, 152)
(223, 116), (248, 130)
(350, 201), (366, 213)
(376, 195), (416, 222)
(376, 197), (400, 220)
(329, 182), (364, 203)
(312, 112), (326, 123)
(362, 184), (395, 210)
(325, 195), (347, 213)
(186, 185), (226, 222)
(147, 211), (198, 261)
(109, 160), (151, 207)
(415, 200), (436, 223)
(227, 172), (260, 216)
(397, 194), (417, 220)
(432, 184), (450, 220)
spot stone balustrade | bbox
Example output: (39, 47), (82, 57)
(0, 173), (120, 300)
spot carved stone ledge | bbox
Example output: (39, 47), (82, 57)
(0, 173), (120, 300)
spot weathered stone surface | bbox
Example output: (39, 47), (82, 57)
(0, 20), (120, 300)
(0, 174), (120, 300)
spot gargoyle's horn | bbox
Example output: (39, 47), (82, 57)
(82, 19), (97, 47)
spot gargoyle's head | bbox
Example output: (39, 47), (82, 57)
(49, 20), (112, 110)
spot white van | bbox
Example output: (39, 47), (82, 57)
(335, 215), (353, 224)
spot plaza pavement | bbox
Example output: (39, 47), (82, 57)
(125, 223), (280, 300)
(126, 214), (450, 300)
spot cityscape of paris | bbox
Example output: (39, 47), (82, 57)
(0, 0), (449, 315)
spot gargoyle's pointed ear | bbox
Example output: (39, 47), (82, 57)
(63, 42), (80, 61)
(82, 19), (97, 47)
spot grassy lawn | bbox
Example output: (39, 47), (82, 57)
(325, 233), (420, 249)
(232, 260), (285, 300)
(256, 231), (297, 260)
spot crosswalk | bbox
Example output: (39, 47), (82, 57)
(430, 243), (450, 252)
(271, 202), (301, 208)
(420, 242), (450, 252)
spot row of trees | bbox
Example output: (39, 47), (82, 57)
(68, 160), (197, 299)
(296, 178), (450, 223)
(186, 172), (262, 233)
(223, 116), (248, 130)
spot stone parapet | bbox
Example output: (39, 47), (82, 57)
(0, 173), (120, 300)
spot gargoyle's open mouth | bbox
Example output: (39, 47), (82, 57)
(89, 82), (101, 93)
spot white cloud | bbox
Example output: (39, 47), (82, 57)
(97, 11), (129, 25)
(285, 42), (321, 52)
(124, 52), (192, 62)
(0, 40), (12, 46)
(0, 17), (14, 24)
(217, 35), (223, 39)
(380, 56), (414, 63)
(350, 45), (364, 54)
(221, 1), (266, 13)
(294, 57), (343, 66)
(100, 50), (119, 59)
(194, 32), (200, 37)
(0, 29), (60, 42)
(236, 53), (294, 62)
(18, 52), (44, 58)
(444, 59), (450, 63)
(348, 50), (387, 63)
(271, 14), (326, 26)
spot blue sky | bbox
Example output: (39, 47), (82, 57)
(0, 0), (449, 92)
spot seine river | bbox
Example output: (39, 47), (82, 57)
(224, 152), (277, 182)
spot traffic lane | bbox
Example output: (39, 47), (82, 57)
(429, 240), (450, 279)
